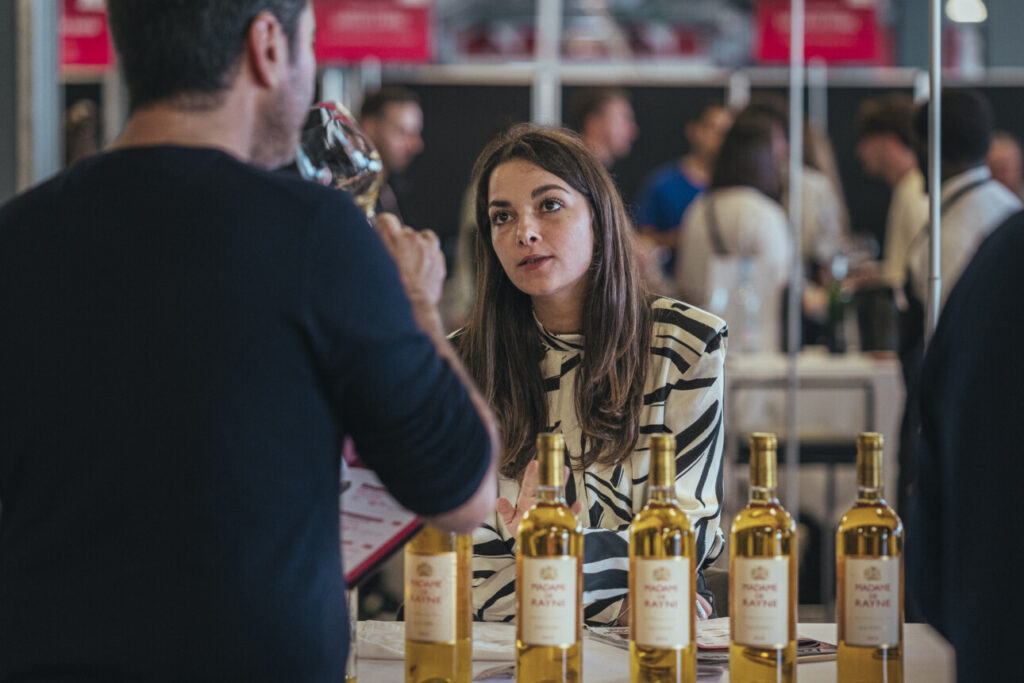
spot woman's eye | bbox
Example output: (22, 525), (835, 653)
(540, 198), (563, 212)
(490, 211), (511, 226)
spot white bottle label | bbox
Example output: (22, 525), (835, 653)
(520, 556), (578, 647)
(633, 557), (692, 649)
(733, 557), (790, 648)
(843, 557), (900, 647)
(404, 552), (456, 643)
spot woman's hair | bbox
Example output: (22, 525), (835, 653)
(711, 115), (782, 201)
(455, 124), (651, 479)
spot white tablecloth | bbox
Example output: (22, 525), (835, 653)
(355, 622), (954, 682)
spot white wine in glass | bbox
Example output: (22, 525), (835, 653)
(296, 101), (383, 219)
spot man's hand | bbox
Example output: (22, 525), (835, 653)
(374, 213), (445, 308)
(497, 460), (584, 534)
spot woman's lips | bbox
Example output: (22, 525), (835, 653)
(519, 255), (552, 270)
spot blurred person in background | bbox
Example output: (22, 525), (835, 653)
(568, 87), (638, 169)
(740, 96), (846, 279)
(897, 89), (1021, 515)
(457, 125), (726, 625)
(675, 115), (792, 352)
(906, 91), (1021, 317)
(987, 129), (1024, 199)
(359, 86), (425, 220)
(634, 103), (733, 260)
(856, 94), (928, 290)
(0, 1), (497, 679)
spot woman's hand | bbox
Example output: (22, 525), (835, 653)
(497, 460), (583, 534)
(374, 213), (445, 308)
(696, 593), (712, 620)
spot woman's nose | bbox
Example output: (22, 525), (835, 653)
(516, 217), (541, 246)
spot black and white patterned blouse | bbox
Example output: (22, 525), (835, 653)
(472, 297), (727, 625)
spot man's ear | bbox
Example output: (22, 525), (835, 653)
(246, 11), (288, 88)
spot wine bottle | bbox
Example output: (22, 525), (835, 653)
(404, 526), (473, 683)
(629, 433), (697, 683)
(729, 433), (797, 682)
(515, 433), (583, 683)
(836, 433), (904, 682)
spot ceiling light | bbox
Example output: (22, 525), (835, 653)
(946, 0), (988, 23)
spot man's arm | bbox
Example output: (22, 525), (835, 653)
(373, 213), (498, 534)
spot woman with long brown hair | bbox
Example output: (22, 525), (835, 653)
(454, 125), (727, 625)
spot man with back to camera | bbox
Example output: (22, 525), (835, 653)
(855, 94), (929, 290)
(359, 86), (425, 221)
(0, 1), (497, 680)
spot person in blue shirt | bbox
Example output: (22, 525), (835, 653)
(634, 103), (733, 269)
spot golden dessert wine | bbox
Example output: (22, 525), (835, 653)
(729, 433), (798, 683)
(404, 526), (473, 683)
(836, 433), (904, 683)
(629, 434), (697, 683)
(516, 433), (584, 683)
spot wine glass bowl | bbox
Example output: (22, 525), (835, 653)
(296, 101), (383, 219)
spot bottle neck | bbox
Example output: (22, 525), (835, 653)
(537, 484), (565, 504)
(750, 485), (779, 504)
(649, 484), (676, 504)
(856, 485), (885, 504)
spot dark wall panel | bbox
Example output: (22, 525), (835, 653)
(399, 84), (531, 253)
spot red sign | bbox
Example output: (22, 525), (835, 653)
(314, 0), (434, 64)
(60, 0), (114, 72)
(754, 0), (890, 65)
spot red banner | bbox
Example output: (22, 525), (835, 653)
(754, 0), (890, 65)
(60, 0), (114, 72)
(314, 0), (434, 64)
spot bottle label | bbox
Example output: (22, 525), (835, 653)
(520, 556), (578, 647)
(733, 557), (790, 648)
(843, 557), (900, 647)
(404, 551), (457, 643)
(633, 557), (692, 649)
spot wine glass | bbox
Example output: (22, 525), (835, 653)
(296, 101), (383, 220)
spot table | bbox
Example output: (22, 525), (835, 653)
(357, 622), (954, 682)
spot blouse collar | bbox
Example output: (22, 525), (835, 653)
(533, 310), (584, 351)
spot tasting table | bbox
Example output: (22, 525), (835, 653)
(356, 622), (954, 682)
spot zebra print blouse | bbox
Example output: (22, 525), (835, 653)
(472, 296), (727, 625)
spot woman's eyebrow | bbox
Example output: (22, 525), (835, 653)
(488, 199), (511, 208)
(531, 184), (570, 198)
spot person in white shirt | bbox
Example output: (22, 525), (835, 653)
(856, 95), (929, 288)
(906, 91), (1022, 311)
(675, 115), (793, 351)
(896, 90), (1022, 517)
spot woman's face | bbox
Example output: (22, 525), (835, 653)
(487, 159), (595, 308)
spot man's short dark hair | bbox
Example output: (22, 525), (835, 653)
(567, 88), (630, 133)
(857, 95), (915, 148)
(913, 89), (993, 166)
(107, 0), (307, 113)
(359, 87), (421, 121)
